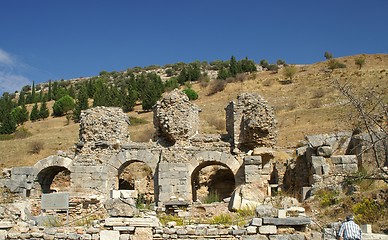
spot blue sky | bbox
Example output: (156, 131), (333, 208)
(1, 0), (387, 94)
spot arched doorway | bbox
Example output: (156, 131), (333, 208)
(36, 166), (71, 194)
(118, 161), (154, 203)
(191, 162), (235, 203)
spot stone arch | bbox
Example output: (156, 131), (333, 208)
(33, 156), (73, 194)
(111, 149), (159, 202)
(189, 151), (241, 202)
(191, 161), (235, 202)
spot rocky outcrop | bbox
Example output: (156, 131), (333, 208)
(153, 89), (200, 145)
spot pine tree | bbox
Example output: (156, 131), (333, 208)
(30, 102), (40, 121)
(122, 87), (137, 112)
(39, 98), (49, 119)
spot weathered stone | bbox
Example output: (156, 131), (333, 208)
(255, 205), (278, 218)
(100, 230), (120, 240)
(247, 226), (257, 234)
(317, 146), (332, 157)
(153, 89), (200, 144)
(242, 235), (269, 240)
(104, 198), (137, 217)
(268, 234), (306, 240)
(259, 225), (277, 234)
(244, 156), (262, 165)
(133, 227), (153, 240)
(250, 218), (263, 226)
(233, 229), (248, 235)
(227, 93), (277, 151)
(262, 217), (311, 226)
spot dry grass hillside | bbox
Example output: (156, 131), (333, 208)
(1, 54), (388, 169)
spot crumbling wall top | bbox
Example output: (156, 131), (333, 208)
(78, 107), (131, 154)
(153, 89), (200, 145)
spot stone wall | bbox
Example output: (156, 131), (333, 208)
(226, 93), (277, 152)
(153, 89), (200, 145)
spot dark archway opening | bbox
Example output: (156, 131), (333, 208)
(36, 166), (71, 194)
(118, 161), (154, 203)
(191, 162), (235, 203)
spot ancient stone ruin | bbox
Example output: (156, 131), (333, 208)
(1, 89), (385, 239)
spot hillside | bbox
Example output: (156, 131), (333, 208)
(1, 54), (388, 169)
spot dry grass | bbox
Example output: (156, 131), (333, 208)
(1, 54), (388, 168)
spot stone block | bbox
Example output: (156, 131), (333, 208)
(362, 233), (388, 239)
(176, 228), (188, 235)
(306, 134), (328, 148)
(361, 224), (372, 233)
(311, 156), (326, 175)
(206, 227), (219, 235)
(119, 234), (130, 240)
(0, 230), (6, 240)
(246, 226), (257, 234)
(259, 225), (277, 235)
(232, 229), (248, 235)
(296, 146), (307, 157)
(11, 167), (35, 175)
(100, 230), (120, 240)
(268, 234), (306, 240)
(256, 205), (278, 218)
(250, 218), (263, 226)
(331, 155), (357, 164)
(242, 235), (269, 240)
(278, 209), (287, 218)
(262, 217), (311, 226)
(317, 146), (332, 157)
(244, 156), (262, 165)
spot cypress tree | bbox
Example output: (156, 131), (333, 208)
(39, 98), (50, 119)
(0, 93), (17, 134)
(229, 56), (238, 77)
(20, 104), (29, 124)
(73, 84), (89, 122)
(48, 80), (52, 101)
(31, 81), (36, 103)
(18, 90), (25, 106)
(30, 102), (40, 121)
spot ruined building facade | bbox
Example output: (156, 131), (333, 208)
(4, 90), (369, 207)
(4, 90), (281, 206)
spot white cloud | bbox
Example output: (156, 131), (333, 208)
(0, 48), (15, 67)
(0, 72), (30, 94)
(0, 48), (31, 94)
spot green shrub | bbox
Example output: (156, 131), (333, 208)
(128, 116), (148, 126)
(158, 214), (184, 226)
(327, 59), (346, 70)
(202, 191), (220, 204)
(352, 198), (382, 224)
(237, 204), (257, 218)
(182, 88), (198, 101)
(210, 213), (233, 225)
(315, 189), (339, 207)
